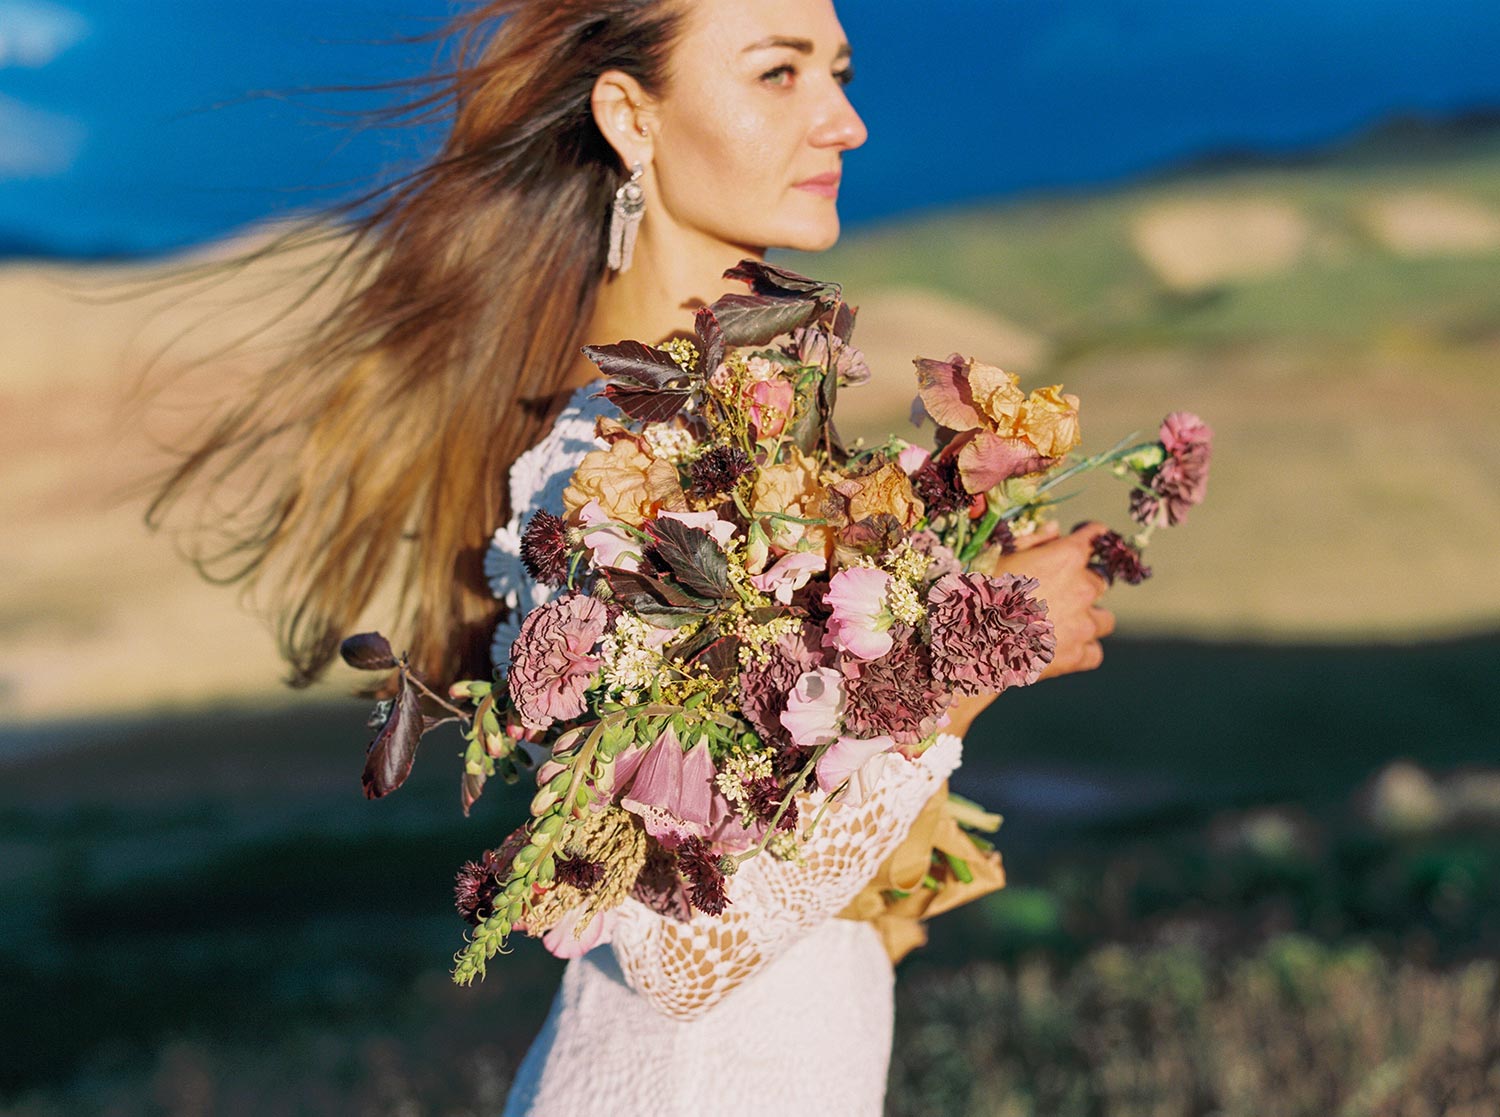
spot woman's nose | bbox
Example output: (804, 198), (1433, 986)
(811, 87), (868, 152)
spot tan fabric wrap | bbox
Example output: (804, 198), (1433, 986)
(836, 779), (1007, 964)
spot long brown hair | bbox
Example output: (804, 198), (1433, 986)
(146, 1), (684, 691)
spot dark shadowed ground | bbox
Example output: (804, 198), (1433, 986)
(2, 633), (1497, 1113)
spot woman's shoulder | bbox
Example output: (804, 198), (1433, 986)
(507, 379), (613, 515)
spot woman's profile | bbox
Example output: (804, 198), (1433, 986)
(149, 1), (1115, 1112)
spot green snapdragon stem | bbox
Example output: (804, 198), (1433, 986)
(958, 439), (1157, 564)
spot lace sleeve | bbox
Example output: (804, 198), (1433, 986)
(607, 733), (963, 1021)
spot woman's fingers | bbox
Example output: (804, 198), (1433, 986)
(1091, 606), (1116, 639)
(1012, 520), (1061, 552)
(1080, 641), (1104, 670)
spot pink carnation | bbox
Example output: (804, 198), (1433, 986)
(823, 567), (895, 660)
(508, 593), (609, 730)
(843, 627), (951, 745)
(1132, 411), (1213, 528)
(926, 572), (1055, 697)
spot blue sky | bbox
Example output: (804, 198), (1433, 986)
(3, 0), (1500, 257)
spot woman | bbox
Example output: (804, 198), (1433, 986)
(151, 1), (1113, 1112)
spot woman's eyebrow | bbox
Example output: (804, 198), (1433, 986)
(742, 36), (853, 61)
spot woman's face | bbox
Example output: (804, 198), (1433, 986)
(649, 0), (867, 255)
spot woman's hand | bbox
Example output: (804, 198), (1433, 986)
(942, 521), (1116, 738)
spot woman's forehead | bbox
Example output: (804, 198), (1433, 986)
(676, 0), (851, 61)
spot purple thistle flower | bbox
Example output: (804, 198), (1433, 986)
(554, 855), (606, 892)
(454, 848), (507, 926)
(910, 454), (968, 517)
(689, 445), (753, 499)
(520, 510), (571, 586)
(630, 842), (692, 922)
(927, 572), (1056, 697)
(675, 836), (731, 916)
(1088, 531), (1153, 586)
(454, 827), (530, 925)
(746, 775), (799, 832)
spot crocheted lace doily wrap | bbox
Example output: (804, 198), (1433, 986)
(609, 732), (962, 1020)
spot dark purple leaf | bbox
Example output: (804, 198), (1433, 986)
(708, 293), (823, 347)
(461, 768), (487, 818)
(361, 675), (423, 799)
(692, 636), (742, 680)
(723, 260), (842, 304)
(832, 302), (858, 344)
(340, 632), (397, 672)
(602, 383), (693, 424)
(603, 567), (711, 611)
(582, 340), (689, 388)
(786, 382), (822, 455)
(645, 519), (731, 600)
(694, 307), (726, 377)
(666, 623), (720, 664)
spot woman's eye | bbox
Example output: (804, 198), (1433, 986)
(760, 64), (796, 87)
(835, 66), (855, 87)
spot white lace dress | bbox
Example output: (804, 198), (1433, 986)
(488, 384), (963, 1117)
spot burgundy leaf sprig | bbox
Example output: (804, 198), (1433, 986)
(339, 633), (520, 814)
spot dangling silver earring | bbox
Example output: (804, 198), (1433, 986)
(607, 162), (646, 274)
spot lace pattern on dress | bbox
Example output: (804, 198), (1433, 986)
(484, 382), (615, 674)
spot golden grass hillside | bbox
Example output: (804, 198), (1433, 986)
(3, 125), (1499, 723)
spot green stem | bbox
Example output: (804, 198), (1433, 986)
(731, 743), (828, 867)
(402, 667), (471, 720)
(962, 438), (1160, 559)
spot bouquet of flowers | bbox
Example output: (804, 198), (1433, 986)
(342, 261), (1212, 984)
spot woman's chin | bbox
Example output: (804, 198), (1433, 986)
(774, 217), (843, 254)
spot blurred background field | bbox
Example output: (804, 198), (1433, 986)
(3, 1), (1500, 1114)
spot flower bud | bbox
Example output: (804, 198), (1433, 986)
(530, 788), (559, 815)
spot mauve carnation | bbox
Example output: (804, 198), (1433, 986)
(843, 627), (951, 745)
(508, 593), (609, 730)
(1133, 411), (1213, 528)
(927, 572), (1055, 697)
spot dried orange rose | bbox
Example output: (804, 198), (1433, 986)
(751, 447), (835, 561)
(833, 460), (923, 529)
(914, 354), (1081, 493)
(563, 440), (683, 526)
(1015, 384), (1081, 459)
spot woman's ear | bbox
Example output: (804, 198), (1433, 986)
(591, 70), (656, 170)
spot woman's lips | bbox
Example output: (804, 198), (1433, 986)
(794, 173), (841, 198)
